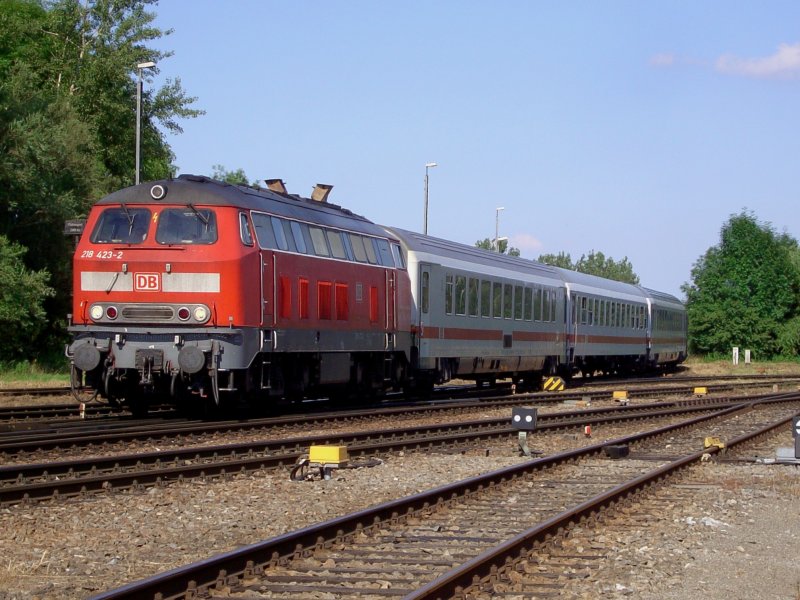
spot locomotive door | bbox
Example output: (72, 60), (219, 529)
(260, 252), (275, 326)
(386, 269), (396, 334)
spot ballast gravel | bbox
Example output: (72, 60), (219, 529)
(1, 435), (798, 600)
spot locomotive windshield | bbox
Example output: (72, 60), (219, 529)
(90, 206), (151, 244)
(156, 207), (218, 245)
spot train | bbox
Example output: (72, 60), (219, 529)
(66, 174), (687, 414)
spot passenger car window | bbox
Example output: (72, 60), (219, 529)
(445, 274), (454, 315)
(455, 276), (466, 315)
(481, 280), (491, 317)
(156, 207), (217, 245)
(524, 288), (533, 321)
(468, 278), (479, 317)
(91, 207), (151, 244)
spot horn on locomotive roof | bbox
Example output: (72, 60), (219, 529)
(311, 183), (333, 203)
(265, 178), (287, 194)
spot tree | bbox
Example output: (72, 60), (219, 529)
(536, 251), (574, 270)
(42, 0), (204, 188)
(0, 61), (104, 359)
(0, 236), (54, 361)
(0, 0), (203, 362)
(681, 211), (800, 357)
(211, 164), (252, 186)
(475, 238), (521, 256)
(575, 251), (639, 284)
(537, 250), (640, 284)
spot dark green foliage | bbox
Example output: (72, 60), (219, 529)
(474, 238), (521, 256)
(0, 0), (203, 362)
(537, 250), (640, 284)
(0, 236), (54, 360)
(682, 211), (800, 358)
(0, 62), (103, 345)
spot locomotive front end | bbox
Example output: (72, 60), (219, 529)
(67, 177), (260, 413)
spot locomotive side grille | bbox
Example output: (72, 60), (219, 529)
(122, 306), (175, 320)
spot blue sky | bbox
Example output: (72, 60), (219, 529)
(147, 1), (800, 298)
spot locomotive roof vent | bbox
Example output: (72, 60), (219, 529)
(265, 178), (287, 194)
(311, 183), (333, 203)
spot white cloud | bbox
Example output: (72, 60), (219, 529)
(510, 233), (543, 254)
(650, 53), (675, 67)
(715, 42), (800, 79)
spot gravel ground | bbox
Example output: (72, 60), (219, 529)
(1, 430), (798, 599)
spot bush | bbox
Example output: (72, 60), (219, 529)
(0, 235), (55, 361)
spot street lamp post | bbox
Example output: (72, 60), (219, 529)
(423, 162), (437, 235)
(135, 61), (156, 185)
(494, 207), (505, 252)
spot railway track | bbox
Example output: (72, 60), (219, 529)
(1, 373), (796, 423)
(0, 388), (775, 459)
(87, 397), (800, 599)
(0, 386), (72, 398)
(2, 393), (796, 507)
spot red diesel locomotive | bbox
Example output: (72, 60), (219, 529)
(68, 175), (412, 412)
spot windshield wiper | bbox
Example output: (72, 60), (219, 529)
(187, 203), (209, 228)
(120, 203), (135, 234)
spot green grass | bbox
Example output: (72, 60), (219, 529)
(0, 360), (69, 388)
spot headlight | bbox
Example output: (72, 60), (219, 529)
(194, 306), (208, 322)
(89, 305), (103, 321)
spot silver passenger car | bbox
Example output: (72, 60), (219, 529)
(387, 227), (686, 386)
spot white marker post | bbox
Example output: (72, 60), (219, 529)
(732, 347), (739, 366)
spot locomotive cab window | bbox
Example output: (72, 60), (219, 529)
(91, 207), (151, 244)
(156, 207), (217, 245)
(239, 213), (254, 246)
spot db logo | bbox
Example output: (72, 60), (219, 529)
(134, 273), (160, 291)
